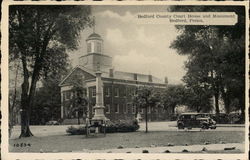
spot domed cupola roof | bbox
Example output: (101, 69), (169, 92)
(86, 33), (103, 41)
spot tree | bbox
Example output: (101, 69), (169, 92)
(161, 84), (186, 114)
(9, 60), (22, 136)
(133, 86), (160, 133)
(71, 86), (89, 125)
(9, 5), (92, 137)
(31, 53), (70, 125)
(169, 6), (245, 118)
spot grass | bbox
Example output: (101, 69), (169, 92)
(9, 130), (244, 152)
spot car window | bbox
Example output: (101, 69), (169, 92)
(190, 115), (196, 119)
(183, 115), (190, 119)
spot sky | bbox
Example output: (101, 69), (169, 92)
(69, 5), (188, 84)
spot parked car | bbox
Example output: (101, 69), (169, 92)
(177, 113), (216, 130)
(46, 120), (60, 125)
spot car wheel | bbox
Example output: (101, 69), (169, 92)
(178, 123), (184, 129)
(201, 124), (209, 129)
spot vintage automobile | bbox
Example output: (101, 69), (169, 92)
(177, 113), (216, 129)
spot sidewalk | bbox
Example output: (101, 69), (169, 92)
(217, 124), (245, 127)
(73, 143), (244, 153)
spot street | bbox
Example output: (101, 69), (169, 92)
(10, 121), (245, 139)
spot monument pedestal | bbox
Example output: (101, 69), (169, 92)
(91, 105), (109, 126)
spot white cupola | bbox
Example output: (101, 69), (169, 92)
(86, 33), (103, 54)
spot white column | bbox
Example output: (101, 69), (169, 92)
(60, 91), (64, 119)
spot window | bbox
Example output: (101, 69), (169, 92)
(148, 107), (151, 114)
(127, 103), (131, 113)
(92, 104), (95, 114)
(139, 108), (144, 114)
(132, 105), (136, 114)
(114, 104), (119, 113)
(123, 104), (128, 113)
(105, 87), (110, 97)
(87, 42), (91, 53)
(124, 87), (127, 97)
(92, 88), (96, 97)
(105, 104), (110, 114)
(82, 89), (87, 97)
(133, 89), (137, 96)
(65, 91), (71, 100)
(114, 87), (119, 97)
(97, 42), (101, 53)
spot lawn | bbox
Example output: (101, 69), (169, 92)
(9, 130), (244, 152)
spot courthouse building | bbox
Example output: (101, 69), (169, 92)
(59, 32), (171, 124)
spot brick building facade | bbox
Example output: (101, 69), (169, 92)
(59, 32), (171, 123)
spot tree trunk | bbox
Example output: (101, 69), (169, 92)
(214, 91), (220, 116)
(77, 110), (80, 125)
(19, 77), (33, 138)
(19, 56), (34, 138)
(172, 105), (175, 114)
(238, 92), (245, 122)
(145, 106), (148, 133)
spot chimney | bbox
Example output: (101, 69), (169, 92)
(164, 77), (168, 85)
(134, 73), (137, 81)
(109, 68), (114, 78)
(148, 75), (152, 82)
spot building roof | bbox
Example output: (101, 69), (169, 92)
(59, 66), (165, 86)
(101, 70), (164, 84)
(86, 33), (102, 41)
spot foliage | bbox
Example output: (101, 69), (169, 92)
(66, 126), (87, 135)
(66, 120), (139, 135)
(169, 6), (245, 118)
(184, 85), (213, 113)
(161, 84), (213, 113)
(132, 86), (160, 133)
(105, 120), (140, 133)
(160, 84), (186, 113)
(9, 5), (92, 137)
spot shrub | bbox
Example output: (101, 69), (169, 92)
(66, 120), (140, 135)
(66, 126), (86, 135)
(105, 119), (140, 133)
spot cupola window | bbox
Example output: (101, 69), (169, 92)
(87, 43), (91, 53)
(97, 42), (101, 53)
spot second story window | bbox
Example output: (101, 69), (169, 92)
(114, 87), (119, 97)
(92, 88), (96, 97)
(105, 87), (110, 97)
(124, 87), (127, 97)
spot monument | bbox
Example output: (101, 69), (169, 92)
(90, 63), (109, 133)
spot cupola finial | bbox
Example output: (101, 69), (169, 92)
(93, 16), (95, 33)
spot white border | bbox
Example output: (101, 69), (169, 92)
(1, 1), (249, 160)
